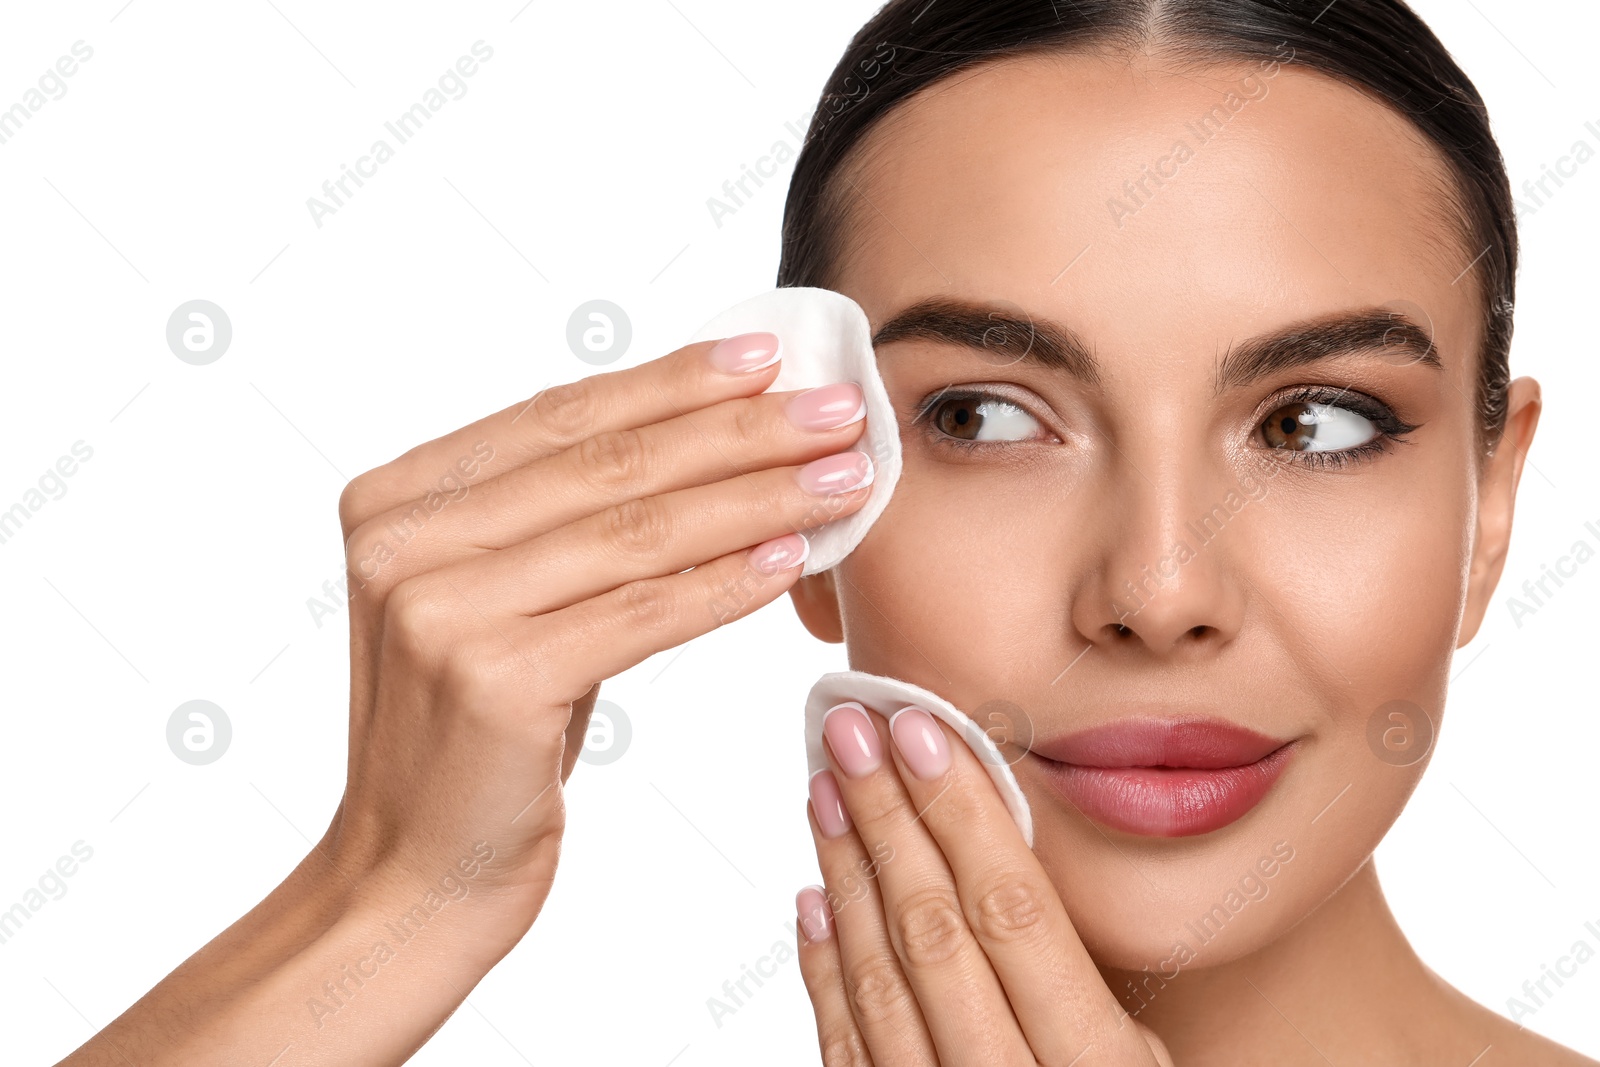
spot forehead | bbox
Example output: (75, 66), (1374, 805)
(828, 50), (1479, 375)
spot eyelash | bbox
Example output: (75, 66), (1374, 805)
(906, 388), (1039, 456)
(907, 384), (1421, 469)
(1262, 385), (1420, 470)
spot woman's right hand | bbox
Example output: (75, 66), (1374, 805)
(325, 330), (876, 955)
(57, 331), (880, 1066)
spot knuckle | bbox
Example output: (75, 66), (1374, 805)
(972, 871), (1050, 944)
(817, 1027), (871, 1067)
(438, 642), (530, 712)
(845, 958), (906, 1024)
(603, 496), (671, 558)
(729, 397), (770, 447)
(383, 583), (549, 707)
(840, 787), (902, 831)
(576, 427), (649, 490)
(345, 520), (402, 602)
(338, 473), (378, 536)
(383, 574), (455, 658)
(612, 577), (678, 633)
(344, 520), (381, 572)
(895, 888), (966, 968)
(531, 379), (600, 441)
(931, 776), (987, 826)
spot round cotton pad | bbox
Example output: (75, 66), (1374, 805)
(686, 287), (901, 577)
(805, 670), (1035, 848)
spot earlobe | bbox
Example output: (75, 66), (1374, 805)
(1458, 376), (1542, 647)
(787, 569), (845, 643)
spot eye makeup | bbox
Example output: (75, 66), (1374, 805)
(905, 386), (1056, 453)
(900, 379), (1424, 469)
(1253, 384), (1421, 471)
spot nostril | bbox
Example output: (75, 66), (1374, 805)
(1114, 623), (1132, 637)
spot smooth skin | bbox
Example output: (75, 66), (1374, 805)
(55, 340), (874, 1064)
(784, 47), (1588, 1067)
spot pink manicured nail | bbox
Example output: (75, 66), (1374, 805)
(889, 706), (951, 780)
(785, 383), (866, 431)
(749, 532), (809, 576)
(809, 769), (852, 838)
(822, 701), (881, 777)
(707, 332), (781, 373)
(796, 451), (874, 495)
(796, 884), (833, 942)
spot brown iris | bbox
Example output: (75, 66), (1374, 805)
(934, 399), (983, 440)
(1263, 401), (1319, 451)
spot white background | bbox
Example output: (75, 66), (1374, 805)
(0, 1), (1595, 1063)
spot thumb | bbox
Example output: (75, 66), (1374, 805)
(1136, 1020), (1177, 1067)
(560, 682), (602, 783)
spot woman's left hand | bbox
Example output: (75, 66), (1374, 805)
(796, 699), (1176, 1067)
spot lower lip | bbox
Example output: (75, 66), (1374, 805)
(1033, 743), (1296, 837)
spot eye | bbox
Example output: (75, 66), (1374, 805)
(1262, 401), (1374, 451)
(1259, 386), (1419, 469)
(914, 388), (1049, 449)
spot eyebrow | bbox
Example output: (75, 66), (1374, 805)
(869, 298), (1443, 392)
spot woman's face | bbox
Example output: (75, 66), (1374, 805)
(791, 50), (1535, 974)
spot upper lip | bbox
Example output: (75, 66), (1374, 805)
(1029, 714), (1293, 769)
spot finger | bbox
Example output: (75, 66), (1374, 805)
(343, 387), (871, 605)
(430, 450), (875, 618)
(348, 455), (869, 725)
(345, 383), (870, 584)
(1139, 1021), (1178, 1067)
(794, 884), (872, 1067)
(882, 704), (1155, 1063)
(337, 333), (784, 537)
(482, 532), (809, 705)
(559, 682), (601, 784)
(378, 532), (808, 709)
(805, 786), (937, 1067)
(820, 703), (1033, 1066)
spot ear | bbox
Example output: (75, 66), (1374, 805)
(787, 568), (845, 643)
(1457, 375), (1542, 647)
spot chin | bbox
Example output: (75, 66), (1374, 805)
(1013, 741), (1399, 976)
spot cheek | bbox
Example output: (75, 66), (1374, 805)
(1249, 473), (1471, 710)
(835, 466), (1051, 681)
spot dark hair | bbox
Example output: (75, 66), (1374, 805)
(777, 0), (1516, 455)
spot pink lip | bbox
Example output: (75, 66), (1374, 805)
(1030, 718), (1297, 837)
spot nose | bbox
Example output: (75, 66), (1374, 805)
(1069, 451), (1250, 662)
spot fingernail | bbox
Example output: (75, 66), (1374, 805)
(809, 769), (852, 838)
(707, 332), (781, 373)
(785, 382), (865, 431)
(822, 701), (881, 777)
(796, 451), (874, 495)
(796, 884), (833, 942)
(749, 532), (809, 576)
(889, 706), (951, 780)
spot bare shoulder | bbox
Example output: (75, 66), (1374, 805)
(1424, 972), (1600, 1067)
(1471, 1005), (1600, 1066)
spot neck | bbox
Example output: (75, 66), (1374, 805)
(1097, 857), (1472, 1064)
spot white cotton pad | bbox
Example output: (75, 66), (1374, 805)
(686, 287), (901, 577)
(805, 670), (1035, 848)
